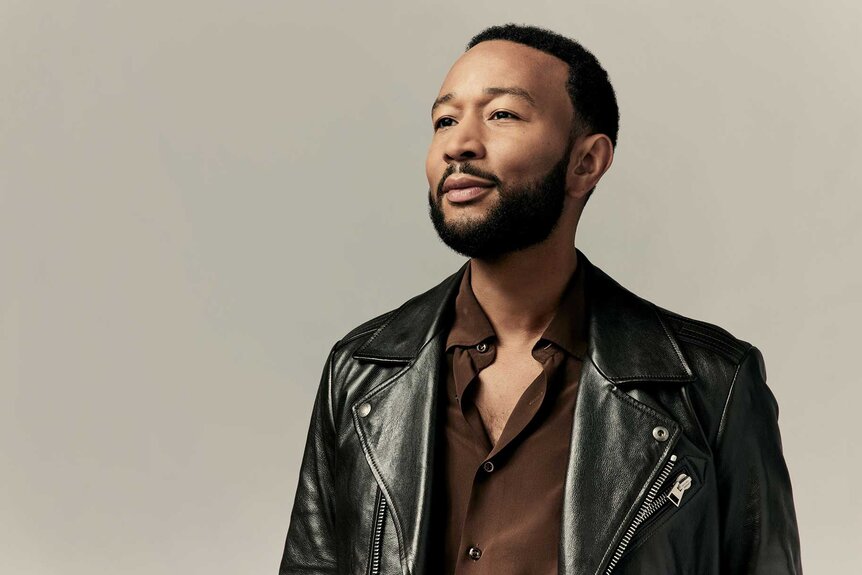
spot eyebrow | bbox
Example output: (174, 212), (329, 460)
(431, 86), (537, 115)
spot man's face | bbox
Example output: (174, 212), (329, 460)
(426, 40), (577, 260)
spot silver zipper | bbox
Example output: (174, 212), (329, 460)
(368, 492), (387, 575)
(667, 474), (692, 507)
(604, 454), (692, 574)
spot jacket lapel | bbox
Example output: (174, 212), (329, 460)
(351, 251), (696, 575)
(351, 262), (465, 575)
(560, 255), (696, 574)
(558, 360), (680, 575)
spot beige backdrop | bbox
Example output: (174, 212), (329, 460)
(2, 1), (860, 573)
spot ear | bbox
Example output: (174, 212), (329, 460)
(567, 133), (614, 201)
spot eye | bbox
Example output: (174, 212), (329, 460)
(433, 117), (455, 130)
(491, 110), (519, 121)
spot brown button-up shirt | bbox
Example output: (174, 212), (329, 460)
(429, 258), (588, 574)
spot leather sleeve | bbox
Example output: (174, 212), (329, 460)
(279, 342), (340, 574)
(715, 345), (803, 574)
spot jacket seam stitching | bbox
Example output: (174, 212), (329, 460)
(677, 331), (742, 363)
(613, 373), (692, 383)
(680, 384), (712, 456)
(677, 326), (745, 358)
(343, 324), (388, 346)
(715, 343), (756, 446)
(607, 380), (679, 426)
(678, 325), (740, 351)
(356, 303), (409, 356)
(665, 312), (736, 341)
(651, 303), (692, 374)
(342, 312), (399, 346)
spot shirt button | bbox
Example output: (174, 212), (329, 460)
(482, 460), (495, 473)
(476, 342), (488, 353)
(467, 546), (482, 561)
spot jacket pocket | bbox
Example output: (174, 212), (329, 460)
(366, 487), (388, 575)
(604, 453), (702, 574)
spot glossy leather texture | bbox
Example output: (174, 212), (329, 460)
(280, 250), (802, 574)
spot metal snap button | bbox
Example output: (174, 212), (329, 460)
(357, 402), (372, 417)
(652, 425), (669, 442)
(482, 460), (495, 473)
(467, 545), (482, 560)
(476, 342), (488, 353)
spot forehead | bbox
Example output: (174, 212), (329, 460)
(436, 40), (571, 110)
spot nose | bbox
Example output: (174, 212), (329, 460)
(443, 116), (486, 163)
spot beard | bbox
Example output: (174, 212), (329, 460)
(427, 142), (573, 261)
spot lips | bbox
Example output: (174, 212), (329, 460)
(442, 175), (495, 194)
(445, 185), (494, 203)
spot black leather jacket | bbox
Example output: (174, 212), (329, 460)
(280, 250), (802, 574)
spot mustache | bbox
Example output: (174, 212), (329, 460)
(436, 162), (502, 197)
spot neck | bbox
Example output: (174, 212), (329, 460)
(468, 235), (579, 349)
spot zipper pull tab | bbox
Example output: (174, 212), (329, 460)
(667, 473), (693, 507)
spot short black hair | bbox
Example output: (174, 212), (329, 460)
(466, 24), (619, 149)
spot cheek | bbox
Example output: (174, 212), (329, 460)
(493, 137), (560, 181)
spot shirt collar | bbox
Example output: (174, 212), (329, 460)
(445, 259), (497, 350)
(444, 257), (588, 359)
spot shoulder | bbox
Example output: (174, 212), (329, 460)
(655, 304), (753, 367)
(329, 261), (467, 363)
(324, 306), (404, 381)
(653, 300), (759, 390)
(335, 307), (401, 351)
(651, 302), (770, 445)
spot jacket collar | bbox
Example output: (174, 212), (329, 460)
(353, 248), (695, 385)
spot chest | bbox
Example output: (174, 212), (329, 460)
(472, 353), (544, 445)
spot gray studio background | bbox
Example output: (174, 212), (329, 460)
(1, 1), (860, 573)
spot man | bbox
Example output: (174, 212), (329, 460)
(280, 23), (802, 575)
